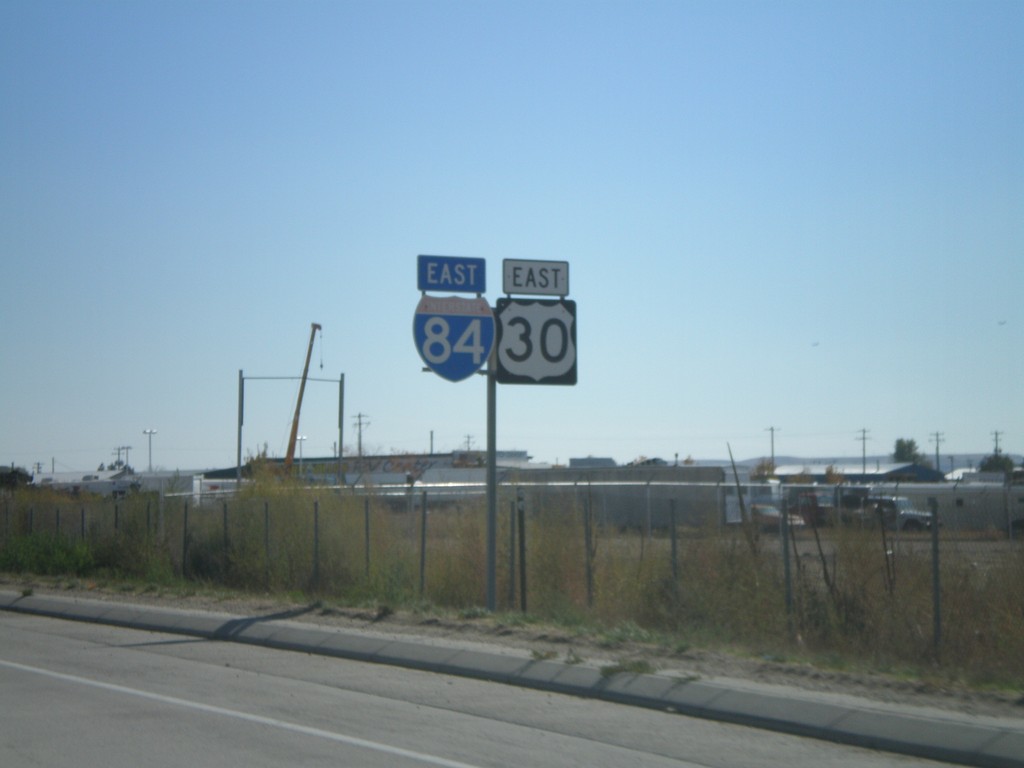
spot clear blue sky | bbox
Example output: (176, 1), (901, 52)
(2, 0), (1021, 472)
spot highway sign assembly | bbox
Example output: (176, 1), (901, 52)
(418, 255), (486, 294)
(413, 295), (495, 382)
(495, 298), (577, 385)
(412, 254), (575, 611)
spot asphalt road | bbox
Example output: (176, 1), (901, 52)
(0, 612), (948, 768)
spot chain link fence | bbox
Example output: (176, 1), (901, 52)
(3, 478), (1022, 683)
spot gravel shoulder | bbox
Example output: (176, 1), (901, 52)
(5, 576), (1023, 721)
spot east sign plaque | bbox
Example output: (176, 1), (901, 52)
(502, 259), (569, 296)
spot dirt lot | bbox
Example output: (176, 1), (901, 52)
(4, 576), (1023, 721)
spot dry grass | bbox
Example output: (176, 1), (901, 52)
(3, 484), (1023, 690)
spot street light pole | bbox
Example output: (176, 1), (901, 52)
(297, 436), (306, 477)
(143, 429), (157, 472)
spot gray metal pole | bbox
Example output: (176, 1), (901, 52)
(508, 498), (516, 608)
(486, 349), (497, 612)
(313, 499), (320, 592)
(236, 370), (244, 486)
(930, 497), (941, 654)
(782, 494), (793, 618)
(364, 496), (370, 579)
(419, 490), (428, 596)
(338, 373), (345, 485)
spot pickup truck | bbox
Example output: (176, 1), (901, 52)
(840, 493), (933, 531)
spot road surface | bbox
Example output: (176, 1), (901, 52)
(1, 611), (945, 767)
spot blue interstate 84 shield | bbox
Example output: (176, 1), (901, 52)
(413, 295), (495, 382)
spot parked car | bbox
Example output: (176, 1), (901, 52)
(750, 503), (804, 532)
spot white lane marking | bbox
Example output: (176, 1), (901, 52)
(0, 658), (483, 768)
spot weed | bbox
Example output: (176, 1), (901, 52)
(597, 621), (657, 648)
(565, 648), (585, 665)
(600, 659), (655, 677)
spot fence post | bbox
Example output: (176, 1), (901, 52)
(517, 490), (527, 613)
(263, 500), (270, 589)
(419, 491), (428, 596)
(363, 496), (370, 580)
(669, 499), (679, 584)
(929, 497), (941, 655)
(158, 482), (165, 539)
(644, 479), (652, 544)
(182, 501), (189, 580)
(508, 497), (516, 609)
(80, 507), (86, 542)
(222, 501), (230, 577)
(312, 499), (320, 592)
(583, 487), (595, 609)
(782, 494), (794, 621)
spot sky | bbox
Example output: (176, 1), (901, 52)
(2, 0), (1021, 473)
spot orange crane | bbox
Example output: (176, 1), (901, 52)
(284, 322), (322, 473)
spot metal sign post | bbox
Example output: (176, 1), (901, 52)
(486, 348), (497, 611)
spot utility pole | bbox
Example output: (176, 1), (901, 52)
(464, 434), (474, 451)
(930, 431), (944, 470)
(143, 429), (157, 472)
(354, 413), (370, 457)
(765, 426), (780, 470)
(112, 445), (132, 469)
(857, 428), (870, 477)
(992, 430), (1003, 455)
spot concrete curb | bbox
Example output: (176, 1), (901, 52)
(2, 591), (1022, 768)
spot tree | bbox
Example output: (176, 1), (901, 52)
(825, 465), (845, 484)
(978, 453), (1014, 474)
(0, 466), (31, 489)
(750, 458), (776, 480)
(893, 438), (927, 465)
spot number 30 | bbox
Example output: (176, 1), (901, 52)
(505, 317), (569, 363)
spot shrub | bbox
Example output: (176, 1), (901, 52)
(0, 534), (94, 576)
